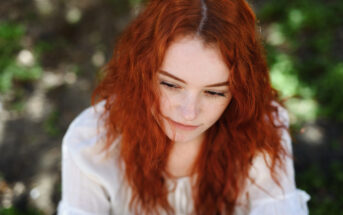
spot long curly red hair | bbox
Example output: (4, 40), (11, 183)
(92, 0), (288, 214)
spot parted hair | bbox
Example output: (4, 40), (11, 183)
(92, 0), (288, 214)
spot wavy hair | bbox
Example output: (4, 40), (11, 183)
(92, 0), (288, 214)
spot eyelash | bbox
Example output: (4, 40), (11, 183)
(160, 81), (226, 98)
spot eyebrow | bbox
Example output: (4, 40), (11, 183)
(159, 70), (229, 87)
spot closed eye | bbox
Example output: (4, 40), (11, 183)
(205, 90), (226, 97)
(160, 81), (180, 89)
(160, 80), (227, 97)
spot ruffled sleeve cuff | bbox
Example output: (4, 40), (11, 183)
(249, 189), (310, 215)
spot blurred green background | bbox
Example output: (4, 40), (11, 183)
(0, 0), (342, 214)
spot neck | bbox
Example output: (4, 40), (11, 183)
(166, 135), (205, 179)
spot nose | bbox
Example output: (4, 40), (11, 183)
(179, 93), (200, 121)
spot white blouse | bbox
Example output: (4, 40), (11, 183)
(57, 101), (310, 215)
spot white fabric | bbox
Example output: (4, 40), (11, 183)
(57, 101), (310, 215)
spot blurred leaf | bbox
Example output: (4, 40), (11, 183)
(0, 22), (25, 40)
(0, 207), (43, 215)
(0, 21), (43, 93)
(43, 110), (61, 137)
(4, 62), (42, 81)
(0, 70), (14, 92)
(263, 0), (343, 121)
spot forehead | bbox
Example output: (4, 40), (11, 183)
(160, 36), (230, 86)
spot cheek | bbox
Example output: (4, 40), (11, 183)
(159, 91), (173, 116)
(205, 97), (232, 125)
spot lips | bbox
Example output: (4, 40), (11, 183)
(168, 118), (200, 130)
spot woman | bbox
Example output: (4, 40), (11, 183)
(57, 0), (310, 214)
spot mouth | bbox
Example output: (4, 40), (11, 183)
(168, 118), (200, 130)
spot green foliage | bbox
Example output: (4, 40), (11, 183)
(260, 1), (343, 211)
(0, 21), (43, 93)
(316, 63), (343, 119)
(296, 161), (343, 215)
(0, 207), (43, 215)
(43, 110), (62, 137)
(107, 0), (131, 16)
(259, 0), (343, 121)
(128, 0), (142, 7)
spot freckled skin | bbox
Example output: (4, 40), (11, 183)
(159, 35), (232, 145)
(158, 36), (232, 177)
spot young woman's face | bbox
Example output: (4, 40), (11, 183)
(158, 36), (232, 144)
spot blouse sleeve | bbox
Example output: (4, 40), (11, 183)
(240, 104), (310, 215)
(57, 103), (112, 215)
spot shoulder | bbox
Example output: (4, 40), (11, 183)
(59, 101), (129, 214)
(62, 100), (106, 162)
(251, 101), (292, 172)
(62, 100), (121, 183)
(270, 101), (293, 155)
(270, 100), (290, 128)
(246, 101), (294, 194)
(63, 100), (117, 155)
(63, 100), (106, 145)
